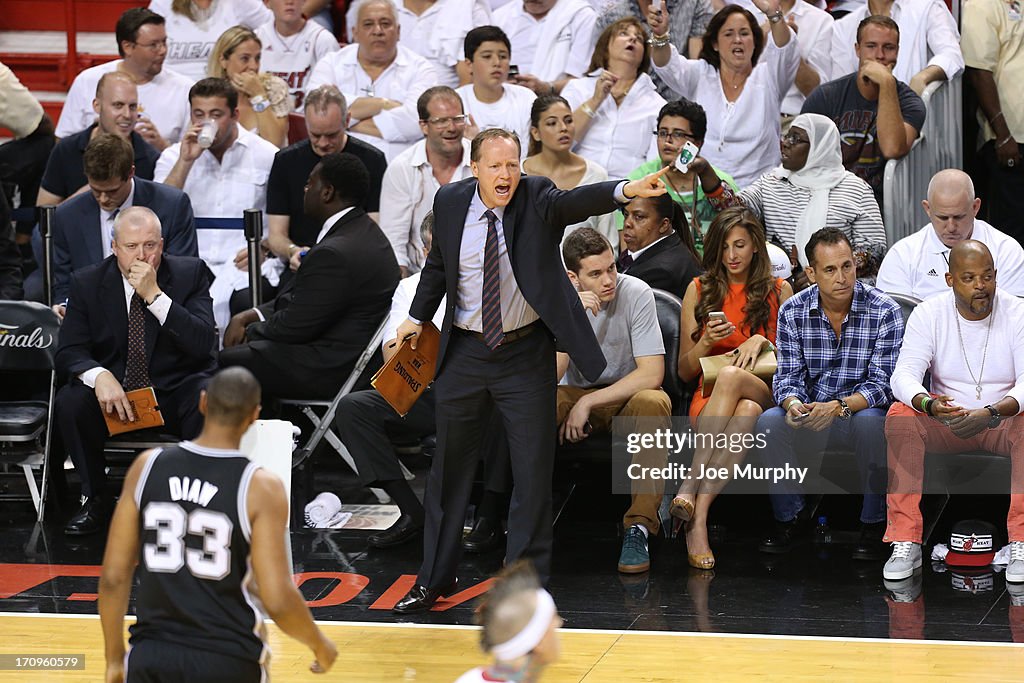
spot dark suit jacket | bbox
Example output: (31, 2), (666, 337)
(47, 177), (198, 303)
(623, 234), (702, 300)
(244, 207), (400, 397)
(56, 254), (218, 392)
(410, 175), (619, 383)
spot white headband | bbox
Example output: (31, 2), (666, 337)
(490, 589), (556, 661)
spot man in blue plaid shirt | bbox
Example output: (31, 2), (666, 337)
(756, 228), (904, 560)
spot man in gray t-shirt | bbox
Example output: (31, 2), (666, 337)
(559, 227), (671, 576)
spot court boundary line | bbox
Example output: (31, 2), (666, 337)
(1, 611), (1019, 649)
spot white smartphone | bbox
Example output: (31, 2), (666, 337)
(651, 0), (662, 10)
(708, 311), (729, 326)
(674, 140), (700, 173)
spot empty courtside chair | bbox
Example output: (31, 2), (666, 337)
(283, 315), (397, 522)
(0, 301), (61, 521)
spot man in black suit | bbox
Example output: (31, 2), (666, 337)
(44, 133), (197, 308)
(618, 193), (702, 299)
(55, 206), (217, 535)
(220, 152), (399, 400)
(393, 129), (669, 611)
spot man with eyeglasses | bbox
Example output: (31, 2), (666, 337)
(265, 86), (387, 276)
(56, 8), (192, 151)
(621, 99), (737, 256)
(380, 86), (476, 276)
(308, 0), (439, 161)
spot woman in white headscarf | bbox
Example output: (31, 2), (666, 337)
(692, 112), (886, 289)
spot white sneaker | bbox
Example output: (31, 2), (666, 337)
(1006, 541), (1024, 584)
(1006, 581), (1024, 607)
(883, 541), (922, 580)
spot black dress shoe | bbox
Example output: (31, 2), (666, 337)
(851, 521), (887, 561)
(758, 509), (810, 554)
(393, 580), (458, 613)
(368, 514), (423, 548)
(64, 497), (113, 536)
(462, 516), (502, 554)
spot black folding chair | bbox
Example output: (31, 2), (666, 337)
(0, 301), (61, 521)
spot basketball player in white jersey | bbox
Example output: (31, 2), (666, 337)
(99, 367), (337, 682)
(256, 0), (340, 111)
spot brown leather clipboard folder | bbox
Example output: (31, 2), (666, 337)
(371, 322), (440, 417)
(104, 386), (166, 436)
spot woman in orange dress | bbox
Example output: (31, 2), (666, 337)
(675, 206), (792, 569)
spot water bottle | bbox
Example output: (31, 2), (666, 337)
(813, 515), (832, 544)
(197, 120), (218, 149)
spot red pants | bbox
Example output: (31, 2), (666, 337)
(884, 401), (1024, 543)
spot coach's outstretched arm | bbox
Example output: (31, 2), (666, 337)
(248, 470), (338, 674)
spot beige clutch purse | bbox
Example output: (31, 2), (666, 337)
(699, 349), (778, 398)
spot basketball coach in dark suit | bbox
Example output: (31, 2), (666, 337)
(55, 206), (216, 535)
(393, 129), (669, 612)
(46, 133), (197, 306)
(220, 152), (399, 400)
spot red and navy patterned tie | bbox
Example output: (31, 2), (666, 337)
(482, 210), (504, 350)
(124, 293), (151, 390)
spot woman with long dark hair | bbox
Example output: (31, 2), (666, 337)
(674, 206), (792, 569)
(522, 95), (617, 249)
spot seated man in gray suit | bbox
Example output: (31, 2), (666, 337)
(42, 133), (197, 310)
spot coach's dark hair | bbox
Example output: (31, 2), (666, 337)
(805, 227), (853, 266)
(464, 25), (511, 61)
(204, 368), (261, 425)
(657, 99), (707, 143)
(856, 14), (900, 43)
(562, 227), (613, 273)
(116, 8), (166, 58)
(319, 152), (370, 207)
(84, 133), (134, 182)
(189, 77), (239, 111)
(471, 128), (521, 162)
(417, 86), (463, 122)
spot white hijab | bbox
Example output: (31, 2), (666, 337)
(775, 113), (848, 266)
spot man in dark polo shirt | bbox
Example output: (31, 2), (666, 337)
(265, 85), (386, 274)
(36, 72), (160, 206)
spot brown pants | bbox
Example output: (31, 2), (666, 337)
(556, 386), (671, 534)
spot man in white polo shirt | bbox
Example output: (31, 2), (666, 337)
(308, 0), (438, 161)
(877, 169), (1024, 300)
(56, 8), (191, 151)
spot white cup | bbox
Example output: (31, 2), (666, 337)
(197, 120), (218, 149)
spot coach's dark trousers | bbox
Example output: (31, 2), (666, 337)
(55, 376), (206, 498)
(417, 326), (556, 588)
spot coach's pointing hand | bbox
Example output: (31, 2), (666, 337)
(623, 166), (671, 199)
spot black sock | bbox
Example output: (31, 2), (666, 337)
(381, 480), (423, 522)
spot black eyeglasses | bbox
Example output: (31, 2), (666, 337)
(654, 129), (696, 142)
(781, 132), (810, 145)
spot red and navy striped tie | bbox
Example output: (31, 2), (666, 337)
(482, 210), (504, 350)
